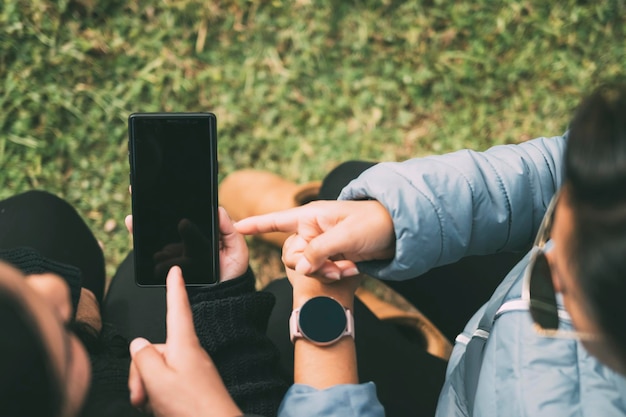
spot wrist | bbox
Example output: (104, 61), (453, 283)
(294, 336), (358, 388)
(76, 288), (102, 333)
(293, 290), (354, 310)
(290, 293), (359, 388)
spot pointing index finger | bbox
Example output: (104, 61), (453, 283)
(234, 209), (301, 235)
(165, 266), (199, 353)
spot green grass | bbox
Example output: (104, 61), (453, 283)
(1, 0), (624, 282)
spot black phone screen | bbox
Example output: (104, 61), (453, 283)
(128, 113), (219, 286)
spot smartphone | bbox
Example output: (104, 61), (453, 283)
(128, 112), (220, 286)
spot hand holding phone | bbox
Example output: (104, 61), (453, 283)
(125, 207), (249, 285)
(128, 113), (219, 286)
(128, 266), (242, 416)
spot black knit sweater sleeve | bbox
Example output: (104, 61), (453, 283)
(189, 269), (289, 417)
(78, 327), (143, 417)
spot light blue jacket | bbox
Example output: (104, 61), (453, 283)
(278, 134), (626, 416)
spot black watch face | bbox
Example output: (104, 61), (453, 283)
(299, 296), (347, 344)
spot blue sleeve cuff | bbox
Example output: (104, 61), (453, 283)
(278, 382), (385, 417)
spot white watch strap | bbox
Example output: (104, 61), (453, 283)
(289, 303), (354, 345)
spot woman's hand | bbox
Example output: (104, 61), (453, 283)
(128, 266), (242, 417)
(125, 207), (249, 283)
(283, 234), (363, 389)
(216, 207), (249, 282)
(235, 200), (395, 280)
(283, 234), (363, 309)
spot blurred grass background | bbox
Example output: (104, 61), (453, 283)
(1, 0), (624, 285)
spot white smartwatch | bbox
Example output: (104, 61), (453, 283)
(289, 296), (354, 346)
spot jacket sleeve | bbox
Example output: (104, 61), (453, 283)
(189, 270), (289, 417)
(339, 134), (566, 281)
(278, 383), (385, 417)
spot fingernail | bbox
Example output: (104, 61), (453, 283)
(295, 257), (312, 274)
(343, 267), (360, 277)
(324, 272), (341, 280)
(129, 337), (150, 355)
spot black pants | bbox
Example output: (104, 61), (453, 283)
(264, 161), (525, 417)
(0, 190), (165, 343)
(0, 190), (107, 302)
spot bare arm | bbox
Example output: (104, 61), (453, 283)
(284, 235), (362, 388)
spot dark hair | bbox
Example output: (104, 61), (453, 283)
(564, 83), (626, 366)
(0, 289), (64, 417)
